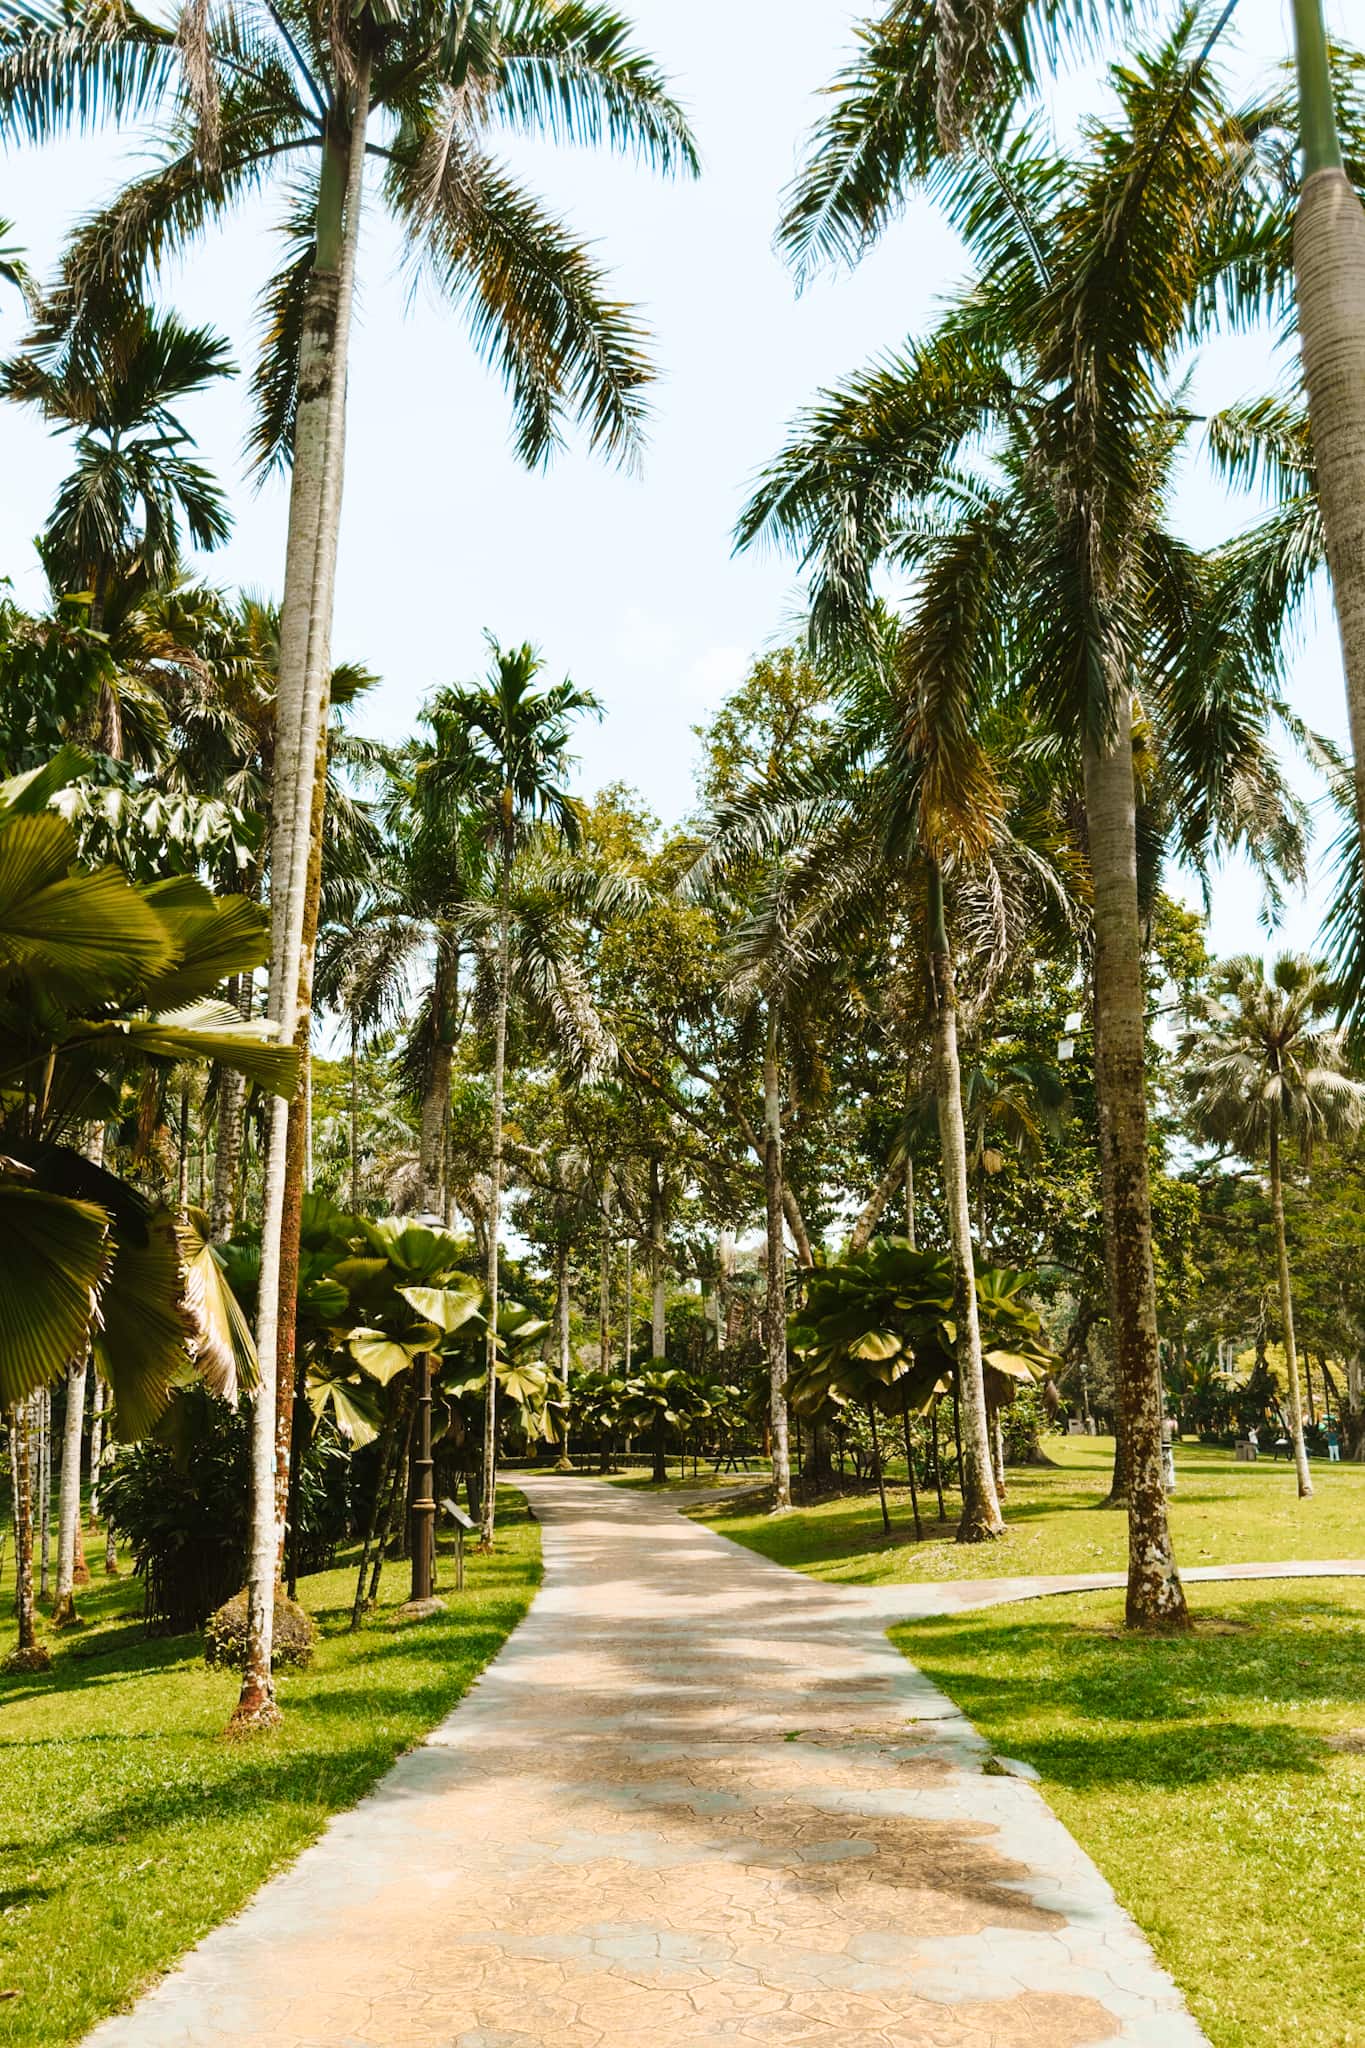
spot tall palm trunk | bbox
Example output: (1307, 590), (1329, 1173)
(236, 67), (371, 1733)
(927, 860), (1002, 1543)
(649, 1158), (667, 1359)
(624, 1237), (634, 1376)
(1083, 696), (1189, 1632)
(1291, 0), (1365, 883)
(1268, 1105), (1314, 1498)
(7, 1397), (47, 1669)
(419, 952), (456, 1211)
(38, 1387), (50, 1600)
(210, 975), (251, 1242)
(88, 1373), (105, 1528)
(49, 1359), (87, 1627)
(52, 1124), (104, 1626)
(350, 1018), (361, 1212)
(479, 828), (512, 1549)
(762, 1002), (792, 1512)
(272, 730), (332, 1568)
(553, 1165), (573, 1471)
(599, 1169), (614, 1368)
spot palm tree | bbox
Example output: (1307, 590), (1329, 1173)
(1, 302), (233, 752)
(696, 621), (1076, 1541)
(778, 0), (1365, 984)
(1182, 954), (1365, 1498)
(742, 22), (1307, 1622)
(0, 0), (694, 1724)
(428, 643), (600, 1543)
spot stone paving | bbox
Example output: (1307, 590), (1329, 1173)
(85, 1476), (1216, 2048)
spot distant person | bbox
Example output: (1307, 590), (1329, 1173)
(1327, 1421), (1341, 1463)
(1246, 1425), (1259, 1461)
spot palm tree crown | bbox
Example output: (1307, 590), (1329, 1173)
(1182, 953), (1365, 1162)
(0, 302), (233, 607)
(0, 0), (698, 470)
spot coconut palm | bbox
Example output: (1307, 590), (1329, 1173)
(742, 22), (1310, 1624)
(0, 0), (695, 1723)
(1181, 954), (1365, 1498)
(779, 0), (1365, 955)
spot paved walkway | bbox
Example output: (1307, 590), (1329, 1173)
(854, 1554), (1365, 1624)
(85, 1476), (1223, 2048)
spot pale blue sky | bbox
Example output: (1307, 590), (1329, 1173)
(0, 0), (1353, 959)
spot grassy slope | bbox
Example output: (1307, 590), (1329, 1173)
(896, 1580), (1365, 2048)
(0, 1493), (541, 2048)
(698, 1436), (1365, 1583)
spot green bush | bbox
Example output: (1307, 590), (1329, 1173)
(204, 1588), (315, 1670)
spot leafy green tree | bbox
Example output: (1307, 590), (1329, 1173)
(1181, 954), (1365, 1497)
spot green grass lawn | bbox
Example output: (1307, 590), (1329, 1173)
(0, 1492), (541, 2048)
(896, 1579), (1365, 2048)
(698, 1435), (1365, 1583)
(604, 1462), (769, 1493)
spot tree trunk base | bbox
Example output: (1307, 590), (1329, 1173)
(50, 1594), (80, 1629)
(224, 1697), (284, 1737)
(955, 1511), (1004, 1544)
(4, 1642), (52, 1674)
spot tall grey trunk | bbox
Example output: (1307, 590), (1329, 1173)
(1268, 1111), (1313, 1498)
(419, 953), (457, 1211)
(237, 66), (371, 1733)
(479, 836), (512, 1549)
(649, 1158), (667, 1360)
(849, 1150), (912, 1255)
(928, 862), (1002, 1542)
(599, 1169), (614, 1368)
(554, 1236), (572, 1468)
(1292, 2), (1365, 891)
(210, 975), (252, 1243)
(38, 1387), (50, 1599)
(716, 1228), (734, 1351)
(350, 1021), (361, 1213)
(50, 1357), (87, 1626)
(88, 1373), (105, 1525)
(762, 1003), (792, 1512)
(7, 1396), (48, 1669)
(904, 1155), (916, 1245)
(1083, 697), (1189, 1631)
(624, 1237), (634, 1377)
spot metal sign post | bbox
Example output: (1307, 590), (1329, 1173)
(440, 1498), (477, 1592)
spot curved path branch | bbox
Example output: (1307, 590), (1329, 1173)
(83, 1476), (1289, 2048)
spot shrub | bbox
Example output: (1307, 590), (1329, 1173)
(100, 1388), (248, 1634)
(204, 1588), (315, 1671)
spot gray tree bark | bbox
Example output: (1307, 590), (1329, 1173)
(1083, 697), (1189, 1631)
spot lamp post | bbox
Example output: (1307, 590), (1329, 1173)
(409, 1350), (436, 1605)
